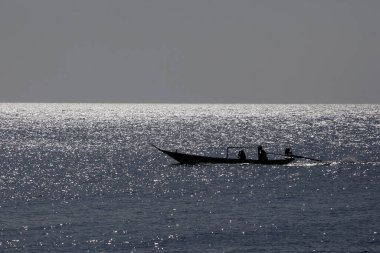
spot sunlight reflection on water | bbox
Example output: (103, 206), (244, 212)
(0, 104), (379, 252)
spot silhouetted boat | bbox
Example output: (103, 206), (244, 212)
(152, 145), (295, 165)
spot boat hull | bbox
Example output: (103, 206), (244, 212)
(155, 146), (294, 165)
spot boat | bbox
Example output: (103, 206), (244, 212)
(152, 145), (295, 165)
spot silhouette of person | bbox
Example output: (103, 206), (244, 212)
(238, 150), (246, 160)
(258, 145), (268, 161)
(284, 148), (292, 156)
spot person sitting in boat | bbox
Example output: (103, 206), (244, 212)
(258, 145), (268, 161)
(238, 150), (246, 160)
(284, 147), (293, 156)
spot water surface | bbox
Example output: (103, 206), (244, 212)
(0, 104), (379, 252)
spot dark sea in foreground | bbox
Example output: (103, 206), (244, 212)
(0, 104), (379, 252)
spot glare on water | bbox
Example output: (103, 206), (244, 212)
(0, 104), (379, 252)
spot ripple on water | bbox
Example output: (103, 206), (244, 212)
(0, 104), (379, 252)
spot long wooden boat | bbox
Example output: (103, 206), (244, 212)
(152, 145), (295, 165)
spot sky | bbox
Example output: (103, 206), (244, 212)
(0, 0), (379, 103)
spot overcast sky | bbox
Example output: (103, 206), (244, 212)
(0, 0), (379, 103)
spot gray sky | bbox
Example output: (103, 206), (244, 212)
(0, 0), (379, 103)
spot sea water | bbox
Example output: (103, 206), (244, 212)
(0, 104), (379, 252)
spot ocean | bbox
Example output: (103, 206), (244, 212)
(0, 104), (379, 252)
